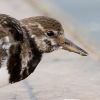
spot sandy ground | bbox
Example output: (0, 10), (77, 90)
(0, 0), (100, 100)
(0, 50), (100, 100)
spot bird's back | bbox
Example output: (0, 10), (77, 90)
(0, 14), (42, 87)
(0, 14), (23, 87)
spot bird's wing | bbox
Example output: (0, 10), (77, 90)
(0, 14), (24, 68)
(0, 14), (24, 41)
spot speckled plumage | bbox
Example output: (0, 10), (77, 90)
(21, 16), (63, 32)
(0, 14), (88, 87)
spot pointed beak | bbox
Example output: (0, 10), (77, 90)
(60, 38), (88, 56)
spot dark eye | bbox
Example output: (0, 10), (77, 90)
(47, 31), (55, 37)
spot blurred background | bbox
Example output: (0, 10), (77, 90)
(0, 0), (100, 100)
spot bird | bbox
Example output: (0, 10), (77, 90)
(0, 14), (88, 87)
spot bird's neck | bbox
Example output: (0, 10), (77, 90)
(10, 41), (42, 84)
(0, 25), (43, 88)
(0, 40), (42, 87)
(17, 28), (43, 82)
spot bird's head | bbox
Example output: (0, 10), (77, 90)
(21, 16), (88, 56)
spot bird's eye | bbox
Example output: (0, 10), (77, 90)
(47, 31), (55, 37)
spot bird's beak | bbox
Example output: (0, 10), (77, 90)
(60, 37), (88, 56)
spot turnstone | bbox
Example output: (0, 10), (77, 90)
(0, 14), (88, 87)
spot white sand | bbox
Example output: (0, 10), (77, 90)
(0, 51), (100, 100)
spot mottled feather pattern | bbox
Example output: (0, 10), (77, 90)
(0, 14), (42, 86)
(0, 14), (88, 87)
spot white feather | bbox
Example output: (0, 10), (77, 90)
(0, 67), (10, 87)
